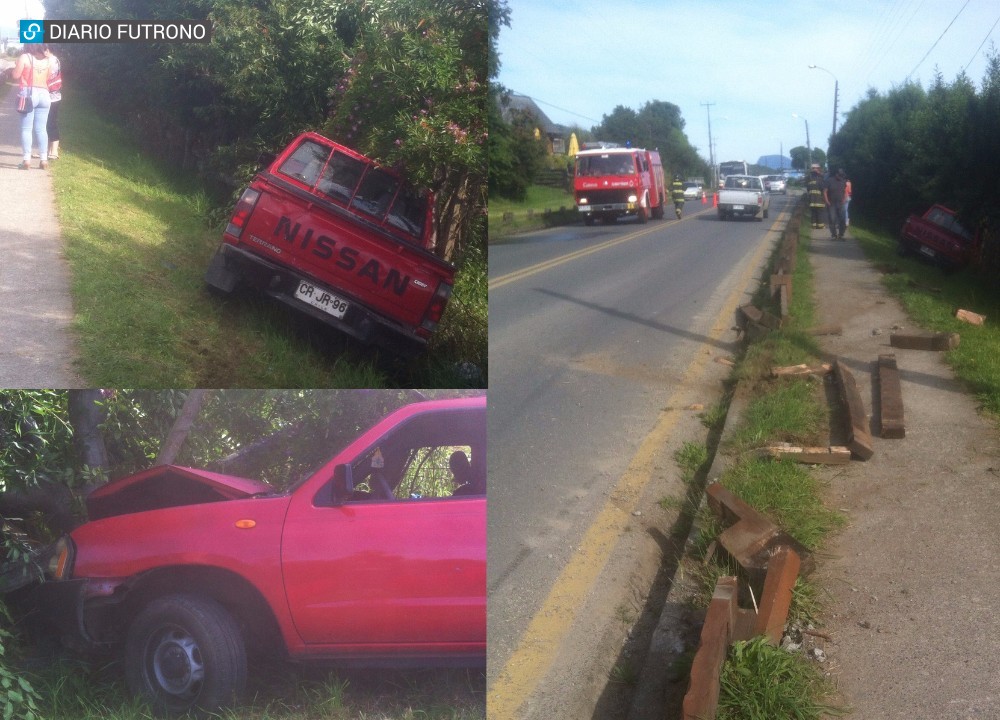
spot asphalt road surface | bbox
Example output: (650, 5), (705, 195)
(488, 195), (794, 717)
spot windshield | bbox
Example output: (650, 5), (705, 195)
(576, 153), (636, 177)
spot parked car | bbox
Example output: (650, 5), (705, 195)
(899, 204), (978, 269)
(683, 182), (705, 201)
(764, 175), (786, 194)
(20, 397), (486, 716)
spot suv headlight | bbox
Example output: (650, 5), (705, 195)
(43, 536), (75, 580)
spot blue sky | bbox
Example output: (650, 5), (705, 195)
(496, 0), (1000, 166)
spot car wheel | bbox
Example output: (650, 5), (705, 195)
(584, 216), (595, 226)
(126, 594), (247, 717)
(763, 208), (769, 219)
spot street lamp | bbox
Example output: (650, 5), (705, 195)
(792, 113), (811, 170)
(809, 64), (840, 138)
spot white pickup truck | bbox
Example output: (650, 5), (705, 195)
(717, 175), (770, 221)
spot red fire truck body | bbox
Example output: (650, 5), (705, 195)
(573, 146), (666, 225)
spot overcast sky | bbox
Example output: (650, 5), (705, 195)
(496, 0), (1000, 166)
(1, 0), (46, 34)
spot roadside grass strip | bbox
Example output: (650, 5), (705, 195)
(690, 211), (846, 716)
(851, 226), (1000, 418)
(718, 636), (844, 720)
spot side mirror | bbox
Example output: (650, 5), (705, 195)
(330, 464), (353, 506)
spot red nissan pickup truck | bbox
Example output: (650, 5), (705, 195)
(204, 132), (454, 355)
(25, 396), (486, 716)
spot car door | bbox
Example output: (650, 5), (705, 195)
(279, 405), (486, 650)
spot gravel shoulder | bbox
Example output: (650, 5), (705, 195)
(807, 226), (1000, 718)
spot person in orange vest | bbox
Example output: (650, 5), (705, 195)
(843, 172), (852, 227)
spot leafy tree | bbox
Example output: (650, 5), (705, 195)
(488, 100), (546, 200)
(592, 100), (709, 181)
(44, 0), (495, 262)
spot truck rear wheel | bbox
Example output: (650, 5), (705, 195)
(125, 594), (247, 717)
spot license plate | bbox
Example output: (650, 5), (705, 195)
(733, 204), (745, 210)
(919, 246), (936, 258)
(295, 281), (349, 318)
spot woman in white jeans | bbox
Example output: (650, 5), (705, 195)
(11, 44), (52, 170)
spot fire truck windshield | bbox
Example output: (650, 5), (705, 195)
(576, 153), (636, 177)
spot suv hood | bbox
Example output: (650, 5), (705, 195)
(86, 465), (273, 521)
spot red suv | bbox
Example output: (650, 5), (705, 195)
(26, 397), (486, 716)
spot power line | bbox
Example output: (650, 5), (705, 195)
(964, 13), (1000, 73)
(906, 0), (971, 81)
(513, 93), (602, 125)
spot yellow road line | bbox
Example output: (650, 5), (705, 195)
(489, 208), (711, 291)
(487, 207), (791, 719)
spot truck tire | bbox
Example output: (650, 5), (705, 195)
(584, 215), (595, 226)
(125, 594), (247, 717)
(652, 193), (665, 219)
(763, 207), (769, 219)
(637, 198), (649, 224)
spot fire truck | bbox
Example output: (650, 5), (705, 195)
(573, 144), (666, 225)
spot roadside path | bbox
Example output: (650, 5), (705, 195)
(0, 78), (84, 387)
(807, 226), (1000, 718)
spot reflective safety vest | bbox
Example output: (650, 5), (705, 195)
(671, 179), (685, 203)
(807, 175), (825, 208)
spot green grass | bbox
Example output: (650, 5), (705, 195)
(488, 185), (576, 238)
(718, 637), (843, 720)
(48, 86), (485, 388)
(727, 380), (828, 454)
(852, 224), (1000, 417)
(28, 658), (485, 720)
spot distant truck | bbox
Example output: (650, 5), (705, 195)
(573, 147), (666, 225)
(204, 132), (454, 356)
(717, 175), (770, 221)
(899, 204), (978, 268)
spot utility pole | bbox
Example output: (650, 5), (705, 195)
(702, 101), (716, 187)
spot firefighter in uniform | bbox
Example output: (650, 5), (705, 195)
(671, 175), (685, 219)
(807, 164), (826, 229)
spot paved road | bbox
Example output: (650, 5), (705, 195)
(487, 196), (793, 717)
(0, 79), (84, 387)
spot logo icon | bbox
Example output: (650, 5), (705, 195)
(19, 20), (45, 43)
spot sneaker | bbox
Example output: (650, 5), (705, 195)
(40, 162), (49, 170)
(18, 161), (30, 170)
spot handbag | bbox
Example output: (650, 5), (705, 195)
(15, 86), (33, 114)
(15, 55), (33, 114)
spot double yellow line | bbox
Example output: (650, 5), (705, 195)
(489, 209), (710, 291)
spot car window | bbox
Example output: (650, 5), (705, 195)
(350, 167), (400, 220)
(341, 407), (486, 503)
(277, 140), (331, 187)
(317, 151), (366, 204)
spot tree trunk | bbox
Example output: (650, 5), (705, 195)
(68, 389), (110, 485)
(155, 390), (211, 466)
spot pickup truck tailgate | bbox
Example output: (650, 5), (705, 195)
(237, 175), (453, 332)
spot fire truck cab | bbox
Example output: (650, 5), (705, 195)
(573, 145), (666, 225)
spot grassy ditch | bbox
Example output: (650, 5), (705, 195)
(669, 211), (847, 718)
(48, 86), (485, 388)
(851, 225), (1000, 418)
(488, 185), (576, 239)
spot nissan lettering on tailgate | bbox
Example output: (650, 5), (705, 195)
(204, 132), (454, 355)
